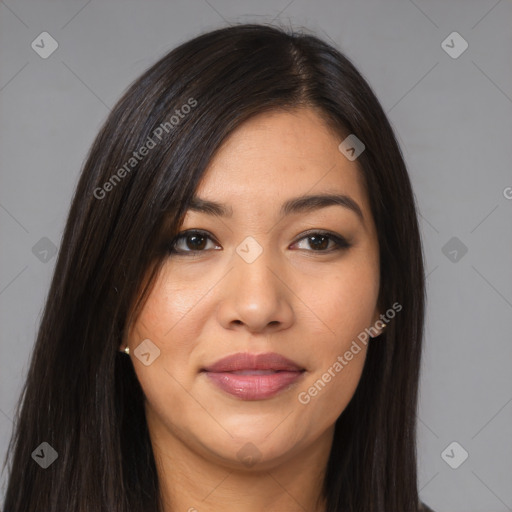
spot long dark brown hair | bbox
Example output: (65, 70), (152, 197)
(2, 23), (425, 512)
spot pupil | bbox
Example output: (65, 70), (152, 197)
(310, 235), (328, 250)
(187, 234), (206, 250)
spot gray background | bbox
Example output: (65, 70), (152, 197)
(1, 1), (511, 511)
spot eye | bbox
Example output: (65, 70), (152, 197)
(168, 229), (351, 256)
(168, 230), (220, 254)
(292, 230), (351, 252)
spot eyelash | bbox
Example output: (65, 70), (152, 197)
(167, 229), (351, 256)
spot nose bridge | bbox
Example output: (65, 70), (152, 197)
(233, 234), (281, 298)
(216, 234), (294, 332)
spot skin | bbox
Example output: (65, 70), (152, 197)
(122, 107), (383, 512)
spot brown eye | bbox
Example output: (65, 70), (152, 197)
(292, 231), (351, 252)
(168, 230), (220, 254)
(168, 229), (351, 256)
(305, 234), (330, 251)
(183, 233), (207, 251)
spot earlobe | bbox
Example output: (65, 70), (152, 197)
(370, 310), (386, 338)
(374, 319), (387, 335)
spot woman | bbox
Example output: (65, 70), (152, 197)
(2, 23), (434, 512)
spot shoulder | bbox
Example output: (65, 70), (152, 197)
(419, 502), (436, 512)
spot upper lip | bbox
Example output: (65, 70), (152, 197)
(201, 352), (304, 372)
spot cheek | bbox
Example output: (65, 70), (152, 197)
(132, 267), (207, 350)
(127, 285), (204, 428)
(296, 254), (379, 340)
(292, 256), (377, 414)
(297, 345), (367, 434)
(295, 280), (373, 427)
(126, 278), (203, 401)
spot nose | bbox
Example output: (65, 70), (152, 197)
(216, 241), (295, 334)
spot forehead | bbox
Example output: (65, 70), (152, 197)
(191, 108), (371, 221)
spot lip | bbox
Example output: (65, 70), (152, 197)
(201, 352), (306, 400)
(202, 352), (304, 373)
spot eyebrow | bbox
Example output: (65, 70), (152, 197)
(187, 193), (364, 223)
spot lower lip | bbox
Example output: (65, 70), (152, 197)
(203, 370), (305, 400)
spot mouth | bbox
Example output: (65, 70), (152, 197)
(221, 369), (294, 375)
(201, 351), (304, 373)
(202, 370), (306, 400)
(201, 352), (306, 400)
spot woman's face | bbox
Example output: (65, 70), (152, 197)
(125, 107), (382, 470)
